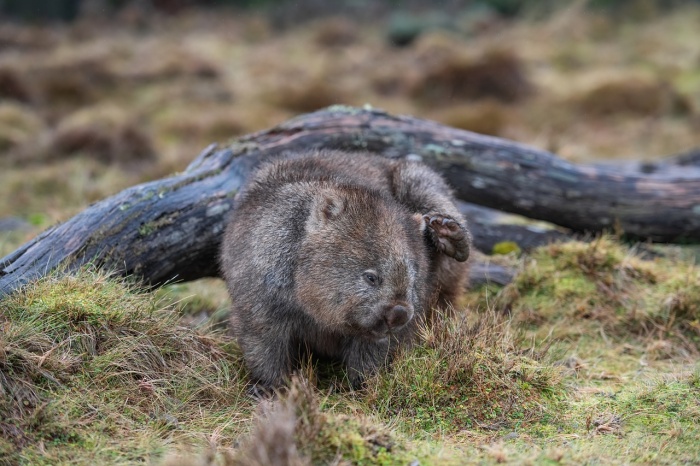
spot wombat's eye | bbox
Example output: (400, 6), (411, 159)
(363, 271), (380, 287)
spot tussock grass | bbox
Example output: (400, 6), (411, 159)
(429, 100), (510, 136)
(49, 105), (156, 166)
(0, 268), (251, 465)
(0, 65), (35, 103)
(573, 77), (693, 117)
(409, 46), (533, 104)
(0, 102), (44, 153)
(311, 17), (359, 48)
(364, 309), (563, 436)
(263, 75), (347, 113)
(233, 377), (319, 466)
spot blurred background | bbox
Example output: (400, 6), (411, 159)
(1, 0), (699, 254)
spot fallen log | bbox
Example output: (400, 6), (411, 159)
(1, 106), (698, 296)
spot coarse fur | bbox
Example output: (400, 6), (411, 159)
(220, 150), (470, 390)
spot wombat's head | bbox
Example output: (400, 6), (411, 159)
(295, 187), (428, 340)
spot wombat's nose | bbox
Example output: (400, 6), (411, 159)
(384, 305), (410, 329)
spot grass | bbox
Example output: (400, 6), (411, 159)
(496, 237), (700, 355)
(2, 237), (699, 464)
(0, 268), (252, 465)
(363, 309), (563, 436)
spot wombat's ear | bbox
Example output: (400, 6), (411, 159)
(314, 192), (346, 223)
(412, 212), (427, 233)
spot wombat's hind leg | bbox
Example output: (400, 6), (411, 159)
(342, 339), (390, 389)
(239, 332), (294, 394)
(423, 213), (470, 262)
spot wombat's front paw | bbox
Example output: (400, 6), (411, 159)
(423, 213), (470, 262)
(347, 369), (366, 391)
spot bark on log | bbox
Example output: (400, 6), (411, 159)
(1, 106), (698, 296)
(458, 202), (570, 254)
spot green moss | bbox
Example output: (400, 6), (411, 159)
(138, 214), (178, 237)
(492, 241), (522, 255)
(138, 223), (155, 236)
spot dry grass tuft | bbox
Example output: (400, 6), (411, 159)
(32, 55), (117, 112)
(233, 377), (319, 466)
(265, 75), (346, 113)
(574, 77), (693, 117)
(430, 100), (511, 135)
(233, 375), (421, 465)
(0, 103), (44, 152)
(37, 69), (100, 109)
(410, 47), (533, 104)
(160, 107), (247, 143)
(0, 65), (35, 103)
(49, 105), (156, 166)
(118, 47), (221, 84)
(312, 17), (359, 48)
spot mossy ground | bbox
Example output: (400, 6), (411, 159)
(2, 237), (699, 464)
(0, 269), (253, 465)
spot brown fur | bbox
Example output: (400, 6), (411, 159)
(220, 150), (470, 390)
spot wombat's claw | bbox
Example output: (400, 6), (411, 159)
(247, 383), (275, 400)
(347, 372), (366, 391)
(423, 213), (470, 262)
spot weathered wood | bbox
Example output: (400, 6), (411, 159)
(458, 202), (570, 254)
(467, 261), (515, 287)
(1, 106), (699, 296)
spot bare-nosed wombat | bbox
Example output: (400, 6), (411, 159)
(220, 150), (470, 390)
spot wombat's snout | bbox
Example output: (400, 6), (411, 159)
(384, 304), (412, 329)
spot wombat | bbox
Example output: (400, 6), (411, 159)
(220, 150), (470, 390)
